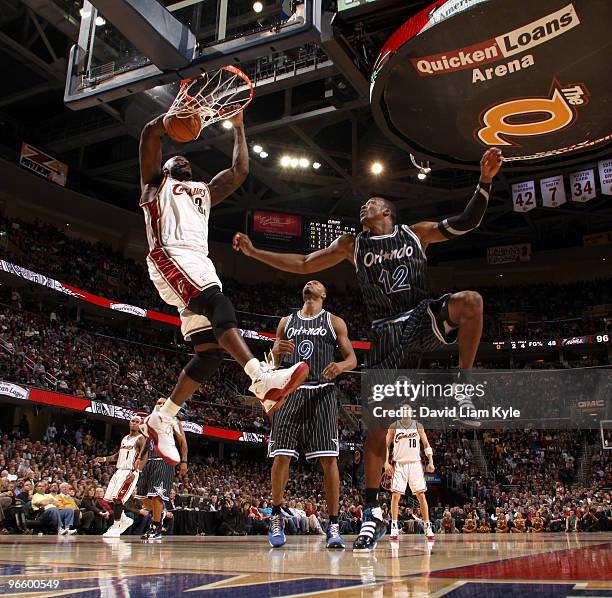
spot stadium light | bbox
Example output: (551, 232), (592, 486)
(260, 151), (268, 158)
(281, 156), (291, 167)
(290, 158), (299, 168)
(299, 158), (310, 168)
(95, 15), (106, 26)
(417, 170), (427, 180)
(253, 144), (263, 153)
(253, 1), (263, 13)
(222, 120), (233, 129)
(312, 162), (321, 170)
(371, 162), (383, 175)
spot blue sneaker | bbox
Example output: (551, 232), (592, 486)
(268, 514), (286, 547)
(352, 507), (386, 551)
(326, 523), (345, 549)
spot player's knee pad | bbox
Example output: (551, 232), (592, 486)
(184, 349), (223, 383)
(188, 287), (238, 338)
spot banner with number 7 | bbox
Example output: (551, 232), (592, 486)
(511, 180), (536, 213)
(540, 175), (567, 208)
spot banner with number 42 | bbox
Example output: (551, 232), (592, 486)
(511, 180), (536, 213)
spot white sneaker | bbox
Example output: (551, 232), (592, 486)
(103, 525), (121, 538)
(66, 528), (78, 535)
(424, 521), (435, 540)
(57, 528), (68, 536)
(249, 361), (309, 415)
(389, 527), (399, 541)
(117, 514), (134, 535)
(140, 411), (180, 465)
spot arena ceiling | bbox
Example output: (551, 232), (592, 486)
(0, 0), (611, 262)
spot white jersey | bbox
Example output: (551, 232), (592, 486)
(116, 433), (142, 470)
(142, 176), (211, 253)
(392, 420), (421, 464)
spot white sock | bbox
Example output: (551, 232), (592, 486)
(244, 357), (262, 380)
(159, 400), (180, 418)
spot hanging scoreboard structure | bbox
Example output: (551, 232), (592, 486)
(370, 0), (612, 170)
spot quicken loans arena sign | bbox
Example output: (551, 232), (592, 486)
(370, 0), (611, 169)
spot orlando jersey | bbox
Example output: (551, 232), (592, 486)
(355, 225), (428, 323)
(282, 309), (336, 385)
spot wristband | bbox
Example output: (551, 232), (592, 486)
(180, 461), (187, 464)
(424, 447), (433, 456)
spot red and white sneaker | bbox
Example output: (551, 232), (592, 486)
(389, 527), (399, 541)
(139, 411), (180, 465)
(424, 521), (435, 540)
(250, 361), (309, 415)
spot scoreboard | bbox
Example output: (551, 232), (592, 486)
(307, 218), (357, 251)
(249, 211), (357, 252)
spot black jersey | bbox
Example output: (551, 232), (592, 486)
(282, 309), (337, 384)
(355, 224), (429, 323)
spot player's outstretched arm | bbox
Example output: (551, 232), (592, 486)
(411, 148), (503, 249)
(208, 110), (248, 206)
(94, 452), (119, 464)
(323, 315), (357, 379)
(139, 115), (166, 191)
(232, 232), (354, 274)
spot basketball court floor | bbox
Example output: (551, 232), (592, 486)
(0, 533), (610, 597)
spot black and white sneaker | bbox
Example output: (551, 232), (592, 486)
(454, 397), (481, 428)
(353, 507), (386, 552)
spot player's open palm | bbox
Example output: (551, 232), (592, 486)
(233, 232), (254, 256)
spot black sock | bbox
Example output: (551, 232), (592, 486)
(272, 504), (282, 516)
(329, 515), (338, 525)
(112, 502), (123, 522)
(365, 488), (378, 508)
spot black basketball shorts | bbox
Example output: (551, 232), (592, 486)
(135, 458), (175, 502)
(367, 294), (457, 370)
(268, 384), (339, 461)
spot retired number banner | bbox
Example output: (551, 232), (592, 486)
(511, 180), (536, 212)
(539, 175), (567, 207)
(598, 159), (612, 196)
(570, 169), (596, 203)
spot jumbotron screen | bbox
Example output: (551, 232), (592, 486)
(249, 211), (356, 252)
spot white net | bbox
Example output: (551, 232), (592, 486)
(166, 65), (253, 134)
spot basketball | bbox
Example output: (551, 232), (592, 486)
(163, 113), (202, 143)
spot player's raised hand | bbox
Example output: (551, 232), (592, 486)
(232, 232), (255, 256)
(221, 103), (244, 127)
(480, 148), (502, 182)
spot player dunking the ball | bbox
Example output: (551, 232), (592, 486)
(233, 148), (502, 551)
(267, 280), (357, 549)
(138, 107), (308, 466)
(384, 416), (435, 541)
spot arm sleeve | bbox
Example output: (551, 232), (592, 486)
(437, 180), (492, 239)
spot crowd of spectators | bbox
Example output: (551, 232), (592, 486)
(0, 425), (609, 537)
(2, 215), (610, 342)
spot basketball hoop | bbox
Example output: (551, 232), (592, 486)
(166, 65), (254, 135)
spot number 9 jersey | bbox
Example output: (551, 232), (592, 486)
(282, 309), (337, 385)
(355, 225), (429, 323)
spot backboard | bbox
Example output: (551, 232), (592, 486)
(65, 0), (324, 109)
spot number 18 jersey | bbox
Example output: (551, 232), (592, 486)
(355, 225), (428, 323)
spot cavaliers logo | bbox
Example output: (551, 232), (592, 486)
(476, 80), (589, 146)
